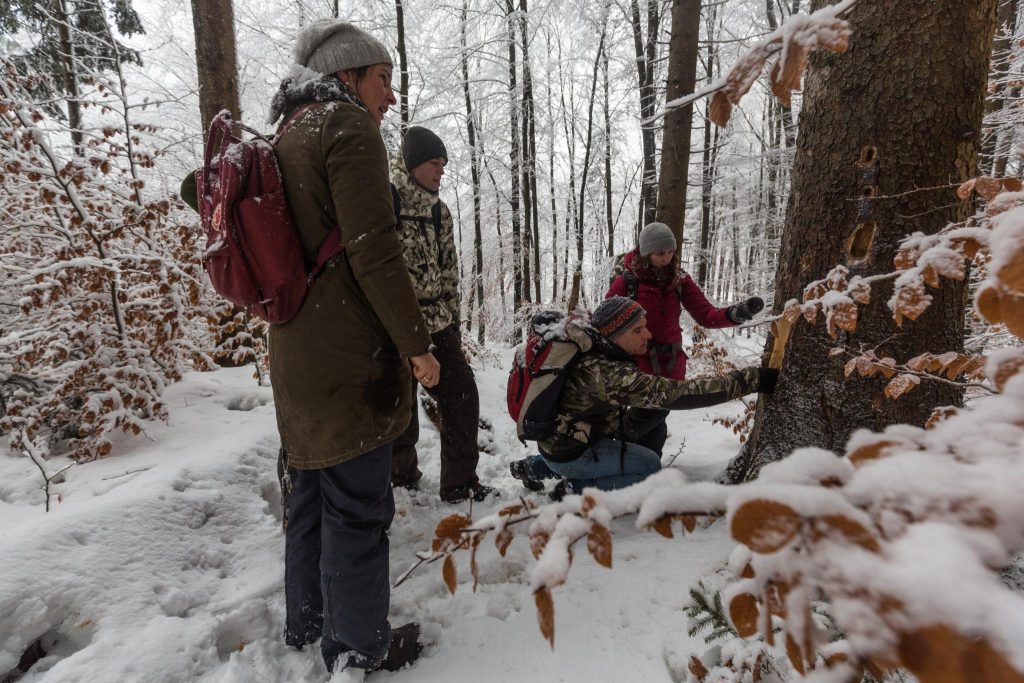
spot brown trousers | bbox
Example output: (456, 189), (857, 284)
(392, 325), (480, 494)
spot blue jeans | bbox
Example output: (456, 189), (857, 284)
(541, 438), (661, 492)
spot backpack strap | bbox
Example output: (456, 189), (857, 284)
(623, 271), (639, 300)
(273, 102), (343, 276)
(391, 183), (445, 266)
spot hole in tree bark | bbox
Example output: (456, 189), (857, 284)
(859, 145), (878, 166)
(862, 186), (877, 197)
(847, 221), (876, 261)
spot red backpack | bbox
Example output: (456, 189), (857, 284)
(507, 310), (586, 443)
(196, 107), (343, 324)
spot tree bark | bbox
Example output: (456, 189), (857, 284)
(191, 0), (241, 139)
(655, 0), (701, 245)
(628, 0), (660, 228)
(505, 0), (524, 335)
(395, 0), (410, 134)
(460, 0), (484, 343)
(731, 0), (998, 482)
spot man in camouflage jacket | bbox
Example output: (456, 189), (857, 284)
(390, 126), (494, 503)
(514, 297), (776, 499)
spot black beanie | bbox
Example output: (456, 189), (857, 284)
(402, 126), (448, 171)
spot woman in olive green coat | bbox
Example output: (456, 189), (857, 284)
(268, 19), (436, 675)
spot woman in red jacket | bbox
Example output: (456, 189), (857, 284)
(509, 222), (765, 495)
(605, 221), (763, 455)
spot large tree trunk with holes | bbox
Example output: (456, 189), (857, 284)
(728, 0), (998, 483)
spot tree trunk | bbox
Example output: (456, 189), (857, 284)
(395, 0), (410, 134)
(191, 0), (241, 138)
(54, 0), (83, 155)
(629, 0), (660, 227)
(461, 1), (484, 343)
(731, 0), (999, 483)
(577, 27), (607, 275)
(505, 0), (524, 336)
(655, 0), (701, 245)
(519, 0), (541, 304)
(604, 44), (614, 258)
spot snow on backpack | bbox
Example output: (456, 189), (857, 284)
(196, 106), (343, 324)
(507, 310), (587, 443)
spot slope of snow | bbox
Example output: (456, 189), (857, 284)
(0, 346), (751, 682)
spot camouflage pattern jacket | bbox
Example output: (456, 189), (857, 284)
(539, 321), (763, 461)
(391, 157), (460, 334)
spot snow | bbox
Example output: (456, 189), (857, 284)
(0, 346), (752, 682)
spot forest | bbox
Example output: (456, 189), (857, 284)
(0, 0), (1023, 681)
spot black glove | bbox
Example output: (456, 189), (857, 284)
(727, 296), (764, 323)
(758, 368), (780, 394)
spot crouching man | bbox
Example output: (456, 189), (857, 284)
(516, 296), (777, 500)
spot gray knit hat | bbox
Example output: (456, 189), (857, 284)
(402, 126), (448, 171)
(638, 222), (677, 257)
(293, 19), (392, 74)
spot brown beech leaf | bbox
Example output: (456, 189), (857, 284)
(728, 591), (760, 637)
(764, 580), (789, 618)
(740, 562), (756, 579)
(848, 438), (901, 466)
(581, 494), (598, 518)
(884, 373), (921, 400)
(709, 91), (733, 127)
(976, 285), (1003, 324)
(681, 515), (697, 533)
(803, 282), (827, 302)
(802, 302), (819, 324)
(442, 554), (457, 595)
(1003, 178), (1023, 192)
(989, 351), (1024, 392)
(434, 513), (471, 550)
(731, 499), (801, 553)
(894, 247), (918, 271)
(649, 515), (674, 539)
(957, 178), (977, 201)
(787, 632), (806, 674)
(783, 301), (803, 323)
(814, 514), (880, 552)
(587, 523), (613, 569)
(535, 587), (556, 648)
(530, 530), (550, 560)
(920, 264), (940, 289)
(975, 176), (1004, 201)
(1002, 291), (1024, 336)
(495, 527), (514, 557)
(961, 237), (982, 260)
(996, 249), (1024, 294)
(829, 302), (858, 335)
(926, 406), (958, 429)
(688, 655), (709, 681)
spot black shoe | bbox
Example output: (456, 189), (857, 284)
(510, 459), (545, 492)
(549, 479), (573, 502)
(440, 482), (498, 504)
(370, 622), (422, 672)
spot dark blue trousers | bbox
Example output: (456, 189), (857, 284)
(284, 442), (395, 672)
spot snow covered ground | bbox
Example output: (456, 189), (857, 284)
(0, 343), (758, 683)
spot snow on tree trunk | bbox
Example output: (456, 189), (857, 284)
(731, 0), (1000, 482)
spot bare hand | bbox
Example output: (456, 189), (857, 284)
(410, 352), (441, 388)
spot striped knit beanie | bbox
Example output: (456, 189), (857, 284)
(592, 296), (646, 341)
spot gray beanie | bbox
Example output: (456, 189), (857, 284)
(638, 222), (677, 257)
(402, 126), (448, 171)
(293, 19), (392, 74)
